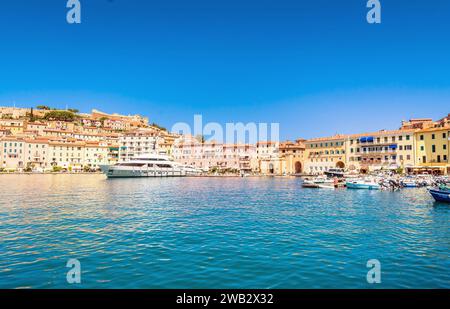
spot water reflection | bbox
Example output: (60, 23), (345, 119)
(0, 175), (449, 288)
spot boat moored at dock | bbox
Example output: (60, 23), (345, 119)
(346, 179), (381, 190)
(100, 154), (200, 178)
(429, 184), (450, 203)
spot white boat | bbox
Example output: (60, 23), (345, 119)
(402, 180), (418, 188)
(100, 154), (189, 178)
(324, 168), (345, 178)
(346, 179), (381, 190)
(179, 164), (203, 176)
(318, 183), (336, 189)
(302, 176), (335, 188)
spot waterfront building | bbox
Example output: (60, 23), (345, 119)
(118, 128), (162, 161)
(107, 145), (120, 165)
(346, 129), (416, 173)
(414, 126), (450, 175)
(223, 144), (257, 172)
(173, 138), (222, 171)
(0, 137), (26, 170)
(24, 137), (52, 170)
(83, 141), (110, 169)
(304, 135), (347, 175)
(47, 139), (86, 170)
(47, 139), (110, 170)
(279, 139), (306, 175)
(1, 135), (114, 171)
(173, 136), (258, 172)
(157, 132), (179, 156)
(235, 144), (258, 173)
(257, 141), (284, 175)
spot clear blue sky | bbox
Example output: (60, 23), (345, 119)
(0, 0), (449, 139)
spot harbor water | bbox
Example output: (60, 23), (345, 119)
(0, 175), (449, 288)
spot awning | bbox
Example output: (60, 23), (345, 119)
(360, 136), (374, 143)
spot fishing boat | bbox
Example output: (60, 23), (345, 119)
(346, 179), (380, 190)
(429, 185), (450, 203)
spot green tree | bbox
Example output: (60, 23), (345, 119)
(36, 105), (50, 110)
(53, 166), (63, 173)
(151, 122), (167, 131)
(44, 111), (77, 122)
(99, 117), (109, 127)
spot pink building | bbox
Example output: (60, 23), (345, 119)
(173, 136), (257, 172)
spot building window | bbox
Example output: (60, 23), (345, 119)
(432, 134), (435, 140)
(432, 145), (436, 153)
(406, 135), (410, 140)
(420, 135), (424, 141)
(422, 156), (427, 163)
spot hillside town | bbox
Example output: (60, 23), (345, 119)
(0, 106), (449, 175)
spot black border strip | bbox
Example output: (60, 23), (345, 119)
(1, 289), (449, 306)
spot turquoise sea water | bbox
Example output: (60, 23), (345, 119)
(0, 175), (449, 289)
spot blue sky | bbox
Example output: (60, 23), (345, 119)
(0, 0), (449, 140)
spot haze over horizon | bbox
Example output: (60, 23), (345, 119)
(0, 0), (449, 140)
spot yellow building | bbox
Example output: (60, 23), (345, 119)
(414, 126), (450, 175)
(304, 135), (347, 175)
(346, 129), (416, 173)
(279, 139), (305, 175)
(0, 119), (26, 135)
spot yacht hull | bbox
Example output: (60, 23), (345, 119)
(105, 168), (187, 178)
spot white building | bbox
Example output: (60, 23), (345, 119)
(118, 129), (162, 161)
(0, 138), (26, 170)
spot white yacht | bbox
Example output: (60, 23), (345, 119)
(100, 154), (196, 178)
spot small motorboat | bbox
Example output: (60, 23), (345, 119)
(302, 176), (334, 189)
(318, 184), (336, 190)
(402, 182), (418, 188)
(346, 179), (380, 190)
(429, 185), (450, 203)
